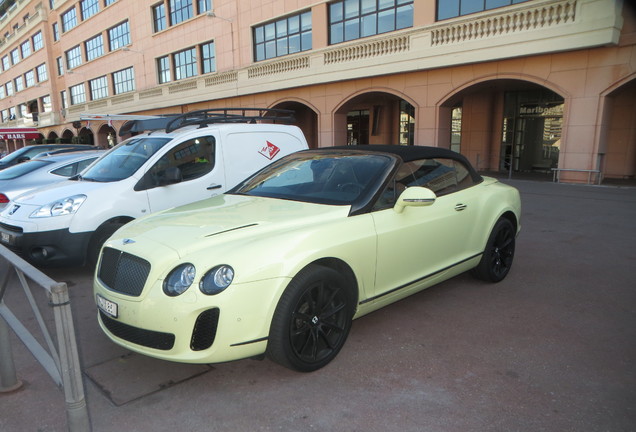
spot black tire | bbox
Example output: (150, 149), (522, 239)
(472, 217), (516, 282)
(87, 222), (124, 267)
(267, 264), (354, 372)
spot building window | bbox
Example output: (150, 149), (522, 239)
(24, 70), (35, 87)
(0, 87), (5, 100)
(104, 0), (117, 6)
(61, 7), (78, 32)
(173, 47), (197, 80)
(198, 0), (212, 13)
(170, 0), (193, 25)
(60, 90), (68, 109)
(399, 101), (415, 145)
(52, 22), (60, 41)
(5, 81), (14, 96)
(85, 34), (105, 61)
(56, 57), (64, 76)
(65, 46), (82, 69)
(437, 0), (531, 20)
(113, 67), (135, 94)
(89, 76), (109, 100)
(10, 49), (20, 65)
(14, 76), (24, 93)
(451, 106), (462, 153)
(30, 33), (43, 52)
(108, 21), (130, 50)
(200, 41), (215, 74)
(253, 11), (312, 62)
(20, 40), (32, 58)
(9, 107), (16, 120)
(41, 95), (52, 112)
(36, 63), (48, 82)
(1, 56), (9, 71)
(81, 0), (99, 20)
(153, 3), (167, 32)
(329, 0), (413, 44)
(70, 83), (86, 105)
(157, 56), (171, 83)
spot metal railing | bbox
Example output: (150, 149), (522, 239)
(0, 245), (90, 431)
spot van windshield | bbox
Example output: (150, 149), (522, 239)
(82, 137), (171, 182)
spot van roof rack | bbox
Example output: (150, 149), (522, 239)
(84, 108), (296, 137)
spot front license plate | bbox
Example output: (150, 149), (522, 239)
(0, 231), (13, 245)
(96, 294), (118, 318)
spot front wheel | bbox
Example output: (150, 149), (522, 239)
(267, 264), (354, 372)
(472, 217), (516, 282)
(87, 222), (124, 267)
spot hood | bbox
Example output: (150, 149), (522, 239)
(109, 194), (351, 257)
(11, 178), (120, 206)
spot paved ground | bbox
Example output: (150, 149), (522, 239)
(1, 179), (635, 432)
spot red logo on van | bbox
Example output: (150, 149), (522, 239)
(259, 141), (281, 160)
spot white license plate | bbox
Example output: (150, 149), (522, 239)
(0, 231), (13, 245)
(96, 294), (118, 318)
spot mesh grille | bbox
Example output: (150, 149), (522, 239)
(99, 310), (175, 350)
(190, 308), (220, 351)
(98, 247), (151, 297)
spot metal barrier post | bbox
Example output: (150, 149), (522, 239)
(0, 310), (22, 392)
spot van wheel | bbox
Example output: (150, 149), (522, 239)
(88, 222), (124, 266)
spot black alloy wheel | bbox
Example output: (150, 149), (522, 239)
(473, 217), (516, 283)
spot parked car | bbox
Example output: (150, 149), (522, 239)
(0, 150), (105, 209)
(0, 109), (308, 266)
(0, 144), (96, 170)
(93, 145), (521, 372)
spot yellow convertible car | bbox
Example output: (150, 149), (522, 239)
(94, 145), (521, 372)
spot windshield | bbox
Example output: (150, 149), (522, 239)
(232, 151), (394, 205)
(0, 159), (50, 179)
(82, 136), (171, 182)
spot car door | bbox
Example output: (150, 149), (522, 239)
(142, 135), (222, 213)
(371, 157), (478, 299)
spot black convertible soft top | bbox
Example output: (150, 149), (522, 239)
(317, 145), (483, 184)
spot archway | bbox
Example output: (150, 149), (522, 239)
(334, 91), (415, 147)
(78, 127), (95, 145)
(270, 101), (319, 149)
(61, 129), (74, 143)
(46, 131), (59, 143)
(96, 124), (118, 148)
(439, 79), (565, 176)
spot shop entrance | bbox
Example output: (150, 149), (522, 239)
(501, 90), (563, 175)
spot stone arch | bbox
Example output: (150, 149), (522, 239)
(96, 123), (118, 148)
(269, 99), (320, 149)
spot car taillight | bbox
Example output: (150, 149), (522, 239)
(0, 194), (8, 204)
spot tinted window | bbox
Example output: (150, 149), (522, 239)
(51, 157), (98, 177)
(0, 160), (50, 179)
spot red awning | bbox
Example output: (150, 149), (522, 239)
(0, 128), (41, 140)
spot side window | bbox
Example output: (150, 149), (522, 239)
(150, 135), (215, 184)
(51, 161), (80, 177)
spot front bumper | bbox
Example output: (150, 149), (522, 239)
(0, 222), (91, 266)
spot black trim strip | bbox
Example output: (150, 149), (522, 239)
(205, 224), (258, 238)
(359, 253), (483, 305)
(230, 336), (268, 347)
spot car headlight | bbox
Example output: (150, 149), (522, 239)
(199, 265), (234, 295)
(30, 194), (87, 218)
(163, 263), (196, 297)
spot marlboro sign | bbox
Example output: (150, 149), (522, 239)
(0, 128), (40, 140)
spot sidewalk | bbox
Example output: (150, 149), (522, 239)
(1, 179), (635, 432)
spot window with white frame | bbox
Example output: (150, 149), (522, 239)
(14, 76), (24, 92)
(108, 21), (130, 50)
(70, 83), (86, 105)
(89, 76), (109, 100)
(56, 57), (64, 76)
(61, 7), (78, 32)
(61, 90), (68, 109)
(6, 81), (14, 96)
(20, 40), (32, 58)
(10, 49), (19, 65)
(253, 11), (312, 62)
(85, 34), (105, 61)
(113, 67), (135, 94)
(32, 31), (43, 51)
(2, 56), (9, 71)
(36, 63), (48, 82)
(65, 46), (82, 69)
(53, 22), (60, 41)
(24, 70), (35, 87)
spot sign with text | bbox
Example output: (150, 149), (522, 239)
(0, 128), (41, 140)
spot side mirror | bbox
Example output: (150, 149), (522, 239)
(162, 166), (183, 185)
(394, 187), (436, 213)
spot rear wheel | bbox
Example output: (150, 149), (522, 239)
(267, 264), (354, 372)
(473, 217), (516, 282)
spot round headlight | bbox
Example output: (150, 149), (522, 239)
(163, 263), (196, 297)
(200, 265), (234, 295)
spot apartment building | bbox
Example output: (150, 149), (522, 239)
(0, 0), (634, 183)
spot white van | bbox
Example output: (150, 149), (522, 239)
(0, 109), (308, 266)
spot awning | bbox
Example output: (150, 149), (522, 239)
(0, 128), (41, 140)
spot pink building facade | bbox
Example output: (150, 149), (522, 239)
(0, 0), (634, 183)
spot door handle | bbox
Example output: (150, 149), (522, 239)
(207, 184), (222, 190)
(455, 203), (467, 211)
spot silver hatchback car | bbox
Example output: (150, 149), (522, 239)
(0, 150), (104, 209)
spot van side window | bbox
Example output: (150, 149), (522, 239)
(152, 136), (215, 183)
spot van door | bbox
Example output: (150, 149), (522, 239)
(140, 135), (222, 212)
